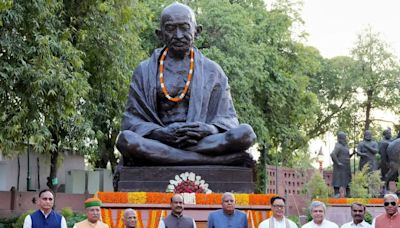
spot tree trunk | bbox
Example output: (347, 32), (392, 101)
(364, 89), (373, 131)
(47, 149), (59, 191)
(47, 128), (60, 191)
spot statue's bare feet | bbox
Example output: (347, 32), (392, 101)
(212, 152), (255, 167)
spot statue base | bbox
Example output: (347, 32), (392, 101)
(116, 166), (255, 193)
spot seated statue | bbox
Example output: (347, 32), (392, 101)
(116, 2), (256, 167)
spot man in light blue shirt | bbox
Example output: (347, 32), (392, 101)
(341, 202), (371, 228)
(207, 192), (248, 228)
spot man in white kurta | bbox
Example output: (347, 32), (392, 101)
(302, 201), (338, 228)
(341, 202), (371, 228)
(258, 196), (297, 228)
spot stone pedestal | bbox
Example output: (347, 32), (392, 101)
(117, 166), (255, 193)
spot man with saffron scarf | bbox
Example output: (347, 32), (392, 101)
(116, 2), (256, 167)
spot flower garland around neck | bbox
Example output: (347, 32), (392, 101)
(159, 47), (194, 102)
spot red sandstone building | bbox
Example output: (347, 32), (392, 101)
(266, 165), (332, 195)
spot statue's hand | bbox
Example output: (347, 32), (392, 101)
(176, 122), (218, 140)
(148, 123), (189, 146)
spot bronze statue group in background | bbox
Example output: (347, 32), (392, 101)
(331, 128), (400, 196)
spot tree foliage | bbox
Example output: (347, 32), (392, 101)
(0, 0), (95, 189)
(304, 172), (330, 199)
(2, 0), (399, 194)
(351, 26), (400, 131)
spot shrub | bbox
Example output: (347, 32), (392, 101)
(364, 210), (373, 224)
(350, 165), (384, 197)
(368, 170), (383, 197)
(12, 210), (33, 228)
(287, 215), (301, 227)
(61, 207), (74, 219)
(0, 216), (18, 228)
(65, 211), (86, 228)
(350, 166), (369, 198)
(304, 172), (330, 199)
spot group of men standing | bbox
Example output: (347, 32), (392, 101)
(22, 189), (399, 228)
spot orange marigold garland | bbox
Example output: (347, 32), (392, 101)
(367, 198), (384, 205)
(98, 192), (128, 204)
(234, 194), (250, 206)
(266, 210), (273, 219)
(249, 194), (276, 205)
(195, 193), (222, 205)
(128, 192), (147, 204)
(251, 210), (264, 227)
(136, 210), (144, 228)
(101, 208), (114, 228)
(97, 192), (278, 205)
(159, 47), (194, 102)
(115, 209), (123, 228)
(146, 192), (173, 204)
(147, 210), (166, 228)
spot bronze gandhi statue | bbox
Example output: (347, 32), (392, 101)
(116, 3), (256, 167)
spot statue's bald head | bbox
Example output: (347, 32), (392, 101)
(160, 2), (197, 27)
(156, 2), (202, 57)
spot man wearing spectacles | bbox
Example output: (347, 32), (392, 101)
(341, 202), (371, 228)
(258, 196), (297, 228)
(302, 201), (338, 228)
(23, 189), (67, 228)
(372, 193), (400, 227)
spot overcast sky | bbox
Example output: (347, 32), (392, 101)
(301, 0), (400, 58)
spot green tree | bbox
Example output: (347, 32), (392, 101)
(351, 26), (400, 131)
(63, 0), (152, 169)
(307, 56), (359, 138)
(304, 172), (330, 199)
(0, 0), (94, 190)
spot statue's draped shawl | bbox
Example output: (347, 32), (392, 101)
(121, 47), (239, 136)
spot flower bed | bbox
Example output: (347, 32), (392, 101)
(97, 192), (277, 205)
(316, 198), (385, 205)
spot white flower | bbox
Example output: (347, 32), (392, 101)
(180, 173), (188, 181)
(188, 172), (195, 181)
(166, 184), (175, 192)
(166, 172), (212, 194)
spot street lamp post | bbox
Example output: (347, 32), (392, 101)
(317, 147), (324, 173)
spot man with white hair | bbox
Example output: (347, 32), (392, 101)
(372, 193), (400, 227)
(302, 201), (338, 228)
(122, 208), (137, 228)
(207, 192), (248, 228)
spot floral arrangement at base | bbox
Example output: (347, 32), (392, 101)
(166, 172), (212, 194)
(316, 198), (385, 205)
(97, 192), (276, 205)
